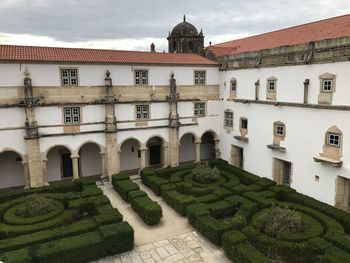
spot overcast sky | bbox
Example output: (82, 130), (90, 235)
(0, 0), (349, 51)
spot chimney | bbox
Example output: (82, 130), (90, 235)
(150, 43), (156, 52)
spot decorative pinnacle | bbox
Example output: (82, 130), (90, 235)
(183, 14), (186, 22)
(105, 70), (111, 78)
(24, 67), (30, 78)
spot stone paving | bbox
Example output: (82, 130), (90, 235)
(94, 231), (231, 263)
(93, 179), (231, 263)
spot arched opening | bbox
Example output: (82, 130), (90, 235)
(200, 131), (216, 160)
(0, 151), (25, 189)
(179, 133), (196, 163)
(146, 136), (163, 166)
(120, 138), (141, 173)
(46, 146), (72, 182)
(79, 143), (102, 178)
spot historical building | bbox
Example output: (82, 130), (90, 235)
(1, 14), (350, 212)
(167, 15), (204, 55)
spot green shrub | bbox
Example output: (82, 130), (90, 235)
(162, 191), (195, 216)
(128, 190), (147, 201)
(193, 162), (220, 183)
(113, 179), (139, 201)
(208, 200), (233, 218)
(186, 203), (210, 225)
(112, 172), (130, 183)
(195, 214), (231, 246)
(143, 176), (169, 196)
(130, 196), (162, 225)
(95, 205), (123, 225)
(222, 230), (271, 263)
(99, 222), (134, 254)
(80, 185), (102, 198)
(0, 247), (31, 263)
(15, 195), (56, 218)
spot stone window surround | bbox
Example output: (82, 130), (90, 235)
(275, 124), (285, 137)
(135, 104), (150, 120)
(224, 109), (233, 129)
(273, 121), (286, 146)
(266, 76), (277, 101)
(134, 69), (149, 86)
(193, 101), (206, 117)
(327, 132), (341, 147)
(319, 73), (336, 93)
(229, 77), (237, 99)
(60, 67), (79, 87)
(194, 70), (206, 85)
(240, 117), (248, 130)
(62, 106), (82, 125)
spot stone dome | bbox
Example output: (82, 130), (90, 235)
(170, 15), (199, 37)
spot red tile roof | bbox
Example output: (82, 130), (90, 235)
(0, 45), (218, 66)
(207, 14), (350, 57)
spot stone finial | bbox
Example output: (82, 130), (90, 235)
(105, 70), (111, 78)
(171, 71), (175, 79)
(209, 41), (212, 46)
(24, 67), (30, 78)
(183, 14), (186, 22)
(150, 43), (155, 52)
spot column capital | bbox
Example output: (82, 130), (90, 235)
(194, 139), (201, 144)
(70, 154), (79, 159)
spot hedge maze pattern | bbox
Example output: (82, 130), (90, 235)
(0, 178), (134, 263)
(141, 160), (350, 262)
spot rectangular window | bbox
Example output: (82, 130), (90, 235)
(241, 118), (248, 129)
(276, 125), (285, 136)
(194, 102), (205, 116)
(136, 104), (149, 119)
(322, 79), (332, 92)
(268, 80), (276, 91)
(230, 80), (237, 91)
(194, 71), (206, 85)
(61, 69), (78, 86)
(328, 133), (340, 147)
(135, 70), (148, 85)
(63, 107), (80, 124)
(283, 161), (292, 186)
(224, 111), (233, 127)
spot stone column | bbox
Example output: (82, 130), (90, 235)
(303, 79), (310, 104)
(22, 69), (45, 188)
(255, 79), (260, 101)
(71, 155), (79, 180)
(22, 156), (30, 189)
(100, 151), (107, 177)
(140, 145), (147, 169)
(168, 73), (180, 167)
(214, 138), (221, 159)
(104, 71), (119, 181)
(162, 143), (169, 167)
(41, 157), (49, 186)
(195, 140), (201, 162)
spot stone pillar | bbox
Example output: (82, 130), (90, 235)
(140, 145), (147, 169)
(100, 151), (107, 177)
(214, 138), (221, 159)
(104, 70), (119, 181)
(41, 158), (49, 186)
(195, 140), (201, 162)
(303, 79), (310, 104)
(71, 155), (79, 180)
(22, 69), (45, 188)
(168, 73), (180, 167)
(162, 143), (169, 167)
(22, 156), (30, 189)
(255, 79), (260, 101)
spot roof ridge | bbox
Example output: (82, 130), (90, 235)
(212, 13), (350, 47)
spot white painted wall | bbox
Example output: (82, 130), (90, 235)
(0, 151), (25, 189)
(79, 143), (102, 177)
(180, 133), (195, 162)
(0, 64), (219, 87)
(120, 139), (141, 171)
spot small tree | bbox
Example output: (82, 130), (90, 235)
(193, 162), (220, 183)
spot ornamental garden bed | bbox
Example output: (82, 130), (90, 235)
(0, 178), (134, 263)
(141, 160), (350, 262)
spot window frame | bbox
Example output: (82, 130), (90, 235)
(194, 71), (206, 85)
(268, 80), (276, 92)
(322, 79), (333, 93)
(224, 110), (233, 128)
(327, 132), (341, 147)
(230, 79), (237, 91)
(63, 106), (81, 124)
(134, 69), (148, 86)
(135, 104), (150, 120)
(194, 102), (206, 117)
(60, 68), (78, 86)
(240, 118), (248, 130)
(275, 125), (285, 137)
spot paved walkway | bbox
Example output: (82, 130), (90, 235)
(94, 179), (230, 263)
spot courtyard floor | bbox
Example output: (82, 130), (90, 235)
(93, 178), (230, 263)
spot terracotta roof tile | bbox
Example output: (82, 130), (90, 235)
(207, 14), (350, 57)
(0, 45), (217, 66)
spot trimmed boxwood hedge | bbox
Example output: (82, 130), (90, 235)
(112, 174), (162, 225)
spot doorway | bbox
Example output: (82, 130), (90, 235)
(231, 145), (244, 169)
(149, 145), (161, 165)
(61, 153), (73, 178)
(273, 158), (292, 186)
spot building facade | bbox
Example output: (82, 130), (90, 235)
(1, 15), (350, 212)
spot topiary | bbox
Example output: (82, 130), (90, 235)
(193, 162), (220, 184)
(15, 194), (56, 218)
(257, 206), (305, 237)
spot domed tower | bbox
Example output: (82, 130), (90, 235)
(168, 15), (204, 55)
